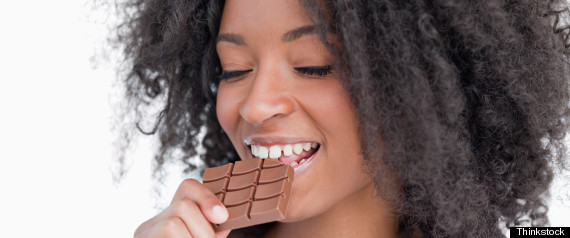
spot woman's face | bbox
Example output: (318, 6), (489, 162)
(216, 0), (372, 222)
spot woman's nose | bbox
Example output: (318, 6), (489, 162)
(239, 70), (295, 125)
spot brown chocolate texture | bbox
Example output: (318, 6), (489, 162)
(202, 158), (294, 231)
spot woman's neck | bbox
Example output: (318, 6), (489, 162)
(264, 182), (398, 238)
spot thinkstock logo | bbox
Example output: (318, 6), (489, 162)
(510, 227), (569, 237)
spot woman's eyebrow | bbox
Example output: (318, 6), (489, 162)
(217, 34), (246, 45)
(216, 25), (316, 46)
(282, 25), (315, 42)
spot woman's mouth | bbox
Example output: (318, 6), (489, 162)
(247, 142), (320, 169)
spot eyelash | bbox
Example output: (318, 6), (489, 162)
(218, 69), (253, 81)
(218, 65), (333, 81)
(294, 65), (333, 78)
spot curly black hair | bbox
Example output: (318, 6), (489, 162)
(114, 0), (570, 237)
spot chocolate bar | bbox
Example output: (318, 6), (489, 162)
(202, 158), (294, 231)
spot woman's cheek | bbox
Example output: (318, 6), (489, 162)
(216, 85), (239, 136)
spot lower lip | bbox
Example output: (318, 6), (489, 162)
(290, 148), (319, 177)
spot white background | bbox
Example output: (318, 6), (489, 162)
(0, 1), (568, 237)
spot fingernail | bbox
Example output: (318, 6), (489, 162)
(212, 205), (228, 222)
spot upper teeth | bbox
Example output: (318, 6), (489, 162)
(293, 144), (303, 154)
(258, 146), (269, 159)
(251, 142), (317, 159)
(283, 145), (293, 156)
(269, 145), (281, 159)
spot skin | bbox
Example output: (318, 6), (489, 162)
(134, 0), (398, 237)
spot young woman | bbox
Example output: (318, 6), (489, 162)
(116, 0), (570, 237)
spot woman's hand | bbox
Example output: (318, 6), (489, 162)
(134, 179), (231, 238)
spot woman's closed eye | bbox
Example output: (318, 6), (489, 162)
(219, 69), (253, 81)
(294, 65), (332, 78)
(218, 65), (333, 81)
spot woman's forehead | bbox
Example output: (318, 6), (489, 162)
(219, 0), (312, 36)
